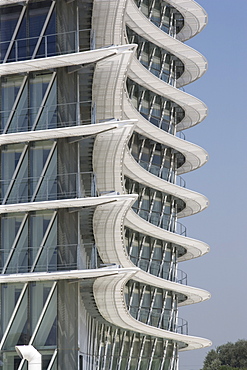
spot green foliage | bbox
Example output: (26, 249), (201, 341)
(202, 340), (247, 370)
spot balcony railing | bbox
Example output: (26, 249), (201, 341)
(133, 207), (187, 236)
(0, 243), (99, 275)
(129, 255), (187, 284)
(129, 306), (188, 334)
(138, 159), (186, 187)
(0, 100), (93, 134)
(1, 172), (97, 204)
(1, 28), (94, 63)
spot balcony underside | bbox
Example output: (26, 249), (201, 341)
(93, 198), (210, 306)
(126, 210), (209, 262)
(128, 58), (207, 130)
(93, 271), (212, 351)
(126, 0), (207, 87)
(0, 44), (134, 76)
(0, 267), (139, 283)
(123, 103), (208, 174)
(124, 149), (208, 218)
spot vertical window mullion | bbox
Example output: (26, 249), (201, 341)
(3, 5), (27, 63)
(2, 76), (28, 134)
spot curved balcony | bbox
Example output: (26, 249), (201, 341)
(125, 209), (209, 261)
(126, 78), (185, 135)
(126, 0), (207, 87)
(166, 0), (208, 41)
(129, 0), (208, 42)
(132, 207), (187, 235)
(93, 271), (212, 350)
(127, 62), (207, 131)
(93, 198), (211, 305)
(126, 26), (184, 87)
(124, 150), (208, 217)
(135, 158), (187, 187)
(129, 254), (187, 285)
(132, 0), (184, 37)
(123, 95), (208, 173)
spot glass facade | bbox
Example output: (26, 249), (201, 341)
(126, 79), (185, 135)
(125, 228), (187, 283)
(133, 0), (184, 37)
(0, 0), (209, 369)
(128, 132), (185, 185)
(126, 27), (184, 86)
(125, 177), (186, 233)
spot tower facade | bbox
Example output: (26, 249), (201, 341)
(0, 0), (211, 369)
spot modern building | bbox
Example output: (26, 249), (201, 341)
(0, 0), (211, 369)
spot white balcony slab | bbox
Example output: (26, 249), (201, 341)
(0, 44), (134, 76)
(0, 194), (134, 214)
(93, 271), (212, 351)
(93, 0), (127, 47)
(0, 120), (136, 146)
(0, 267), (139, 283)
(123, 94), (208, 173)
(126, 0), (207, 87)
(126, 209), (209, 262)
(94, 123), (136, 193)
(0, 0), (26, 4)
(128, 58), (207, 130)
(166, 0), (208, 41)
(93, 46), (136, 121)
(94, 198), (210, 306)
(124, 149), (208, 218)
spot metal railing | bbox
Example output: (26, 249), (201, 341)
(176, 268), (187, 285)
(138, 160), (186, 187)
(176, 131), (186, 140)
(1, 28), (94, 63)
(0, 100), (93, 134)
(0, 243), (99, 274)
(129, 255), (187, 284)
(133, 208), (187, 236)
(129, 306), (188, 334)
(1, 171), (97, 204)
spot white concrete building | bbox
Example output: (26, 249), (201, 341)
(0, 0), (211, 368)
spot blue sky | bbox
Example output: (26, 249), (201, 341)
(179, 1), (247, 369)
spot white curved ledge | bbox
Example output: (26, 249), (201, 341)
(126, 209), (209, 262)
(0, 120), (135, 146)
(123, 101), (208, 174)
(124, 149), (208, 218)
(0, 44), (134, 76)
(93, 46), (136, 122)
(0, 194), (134, 215)
(0, 267), (139, 283)
(94, 123), (136, 193)
(93, 198), (210, 306)
(93, 0), (127, 47)
(166, 0), (208, 41)
(126, 0), (207, 87)
(0, 0), (23, 4)
(128, 58), (207, 130)
(93, 272), (212, 351)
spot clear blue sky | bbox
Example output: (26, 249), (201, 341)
(179, 1), (247, 369)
